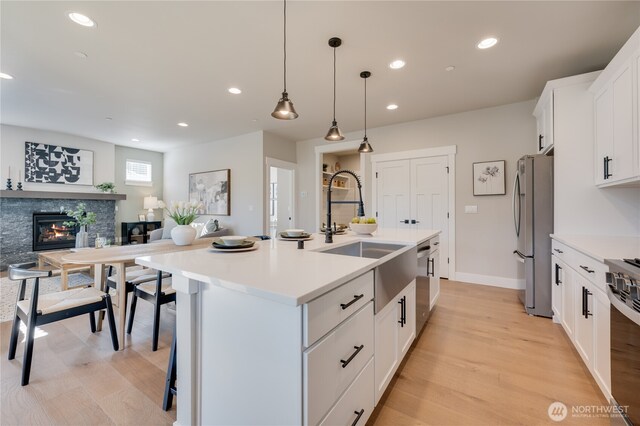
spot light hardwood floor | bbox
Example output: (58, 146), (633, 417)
(0, 280), (607, 425)
(368, 280), (608, 426)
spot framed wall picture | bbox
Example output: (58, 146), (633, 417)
(473, 160), (506, 196)
(24, 141), (94, 185)
(189, 169), (230, 215)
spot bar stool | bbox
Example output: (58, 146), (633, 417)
(163, 324), (177, 411)
(127, 270), (175, 351)
(7, 262), (119, 386)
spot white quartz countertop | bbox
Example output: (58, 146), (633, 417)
(136, 228), (440, 306)
(551, 234), (640, 262)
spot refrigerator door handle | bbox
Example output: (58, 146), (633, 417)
(513, 250), (530, 263)
(512, 172), (521, 237)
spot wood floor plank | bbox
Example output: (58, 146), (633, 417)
(369, 280), (609, 426)
(1, 279), (609, 425)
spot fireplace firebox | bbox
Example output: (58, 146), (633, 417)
(33, 213), (78, 251)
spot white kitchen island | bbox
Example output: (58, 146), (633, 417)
(137, 228), (439, 426)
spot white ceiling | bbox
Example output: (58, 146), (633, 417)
(1, 1), (639, 152)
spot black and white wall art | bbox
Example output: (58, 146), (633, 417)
(189, 169), (230, 215)
(25, 142), (94, 185)
(473, 160), (506, 196)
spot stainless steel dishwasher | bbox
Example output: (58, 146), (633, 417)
(416, 236), (439, 333)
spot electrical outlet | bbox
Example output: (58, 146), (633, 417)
(464, 205), (478, 214)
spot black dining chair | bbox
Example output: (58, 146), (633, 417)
(7, 262), (119, 385)
(126, 270), (175, 351)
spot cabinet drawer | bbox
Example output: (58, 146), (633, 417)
(552, 240), (608, 292)
(304, 302), (374, 426)
(551, 240), (572, 264)
(319, 358), (374, 426)
(304, 271), (374, 347)
(572, 251), (608, 293)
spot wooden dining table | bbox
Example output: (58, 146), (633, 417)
(62, 238), (215, 350)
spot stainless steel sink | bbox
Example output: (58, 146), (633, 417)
(319, 241), (417, 313)
(320, 241), (406, 259)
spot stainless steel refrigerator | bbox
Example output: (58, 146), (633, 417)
(512, 154), (553, 317)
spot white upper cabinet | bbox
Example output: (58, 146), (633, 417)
(533, 90), (554, 154)
(590, 26), (640, 187)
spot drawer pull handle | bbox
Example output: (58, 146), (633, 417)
(553, 248), (563, 253)
(340, 345), (364, 368)
(352, 409), (365, 426)
(340, 294), (364, 310)
(580, 265), (595, 274)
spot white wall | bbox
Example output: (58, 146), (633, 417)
(163, 131), (264, 236)
(297, 100), (538, 285)
(114, 145), (164, 239)
(0, 124), (115, 192)
(263, 131), (297, 163)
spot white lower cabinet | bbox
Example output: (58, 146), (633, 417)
(560, 259), (575, 339)
(304, 302), (374, 426)
(592, 287), (611, 397)
(551, 256), (564, 323)
(429, 249), (441, 310)
(551, 239), (611, 400)
(573, 275), (594, 367)
(375, 281), (416, 404)
(319, 358), (375, 426)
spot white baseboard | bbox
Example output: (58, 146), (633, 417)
(454, 272), (525, 290)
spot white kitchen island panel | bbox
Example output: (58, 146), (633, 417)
(137, 229), (440, 426)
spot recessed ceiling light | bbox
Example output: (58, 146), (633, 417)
(105, 117), (113, 121)
(131, 138), (140, 142)
(74, 51), (88, 59)
(386, 104), (398, 110)
(0, 72), (14, 80)
(177, 122), (189, 127)
(68, 12), (96, 27)
(389, 60), (405, 70)
(477, 37), (498, 49)
(228, 87), (242, 94)
(445, 66), (456, 72)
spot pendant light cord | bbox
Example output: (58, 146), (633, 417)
(364, 77), (367, 138)
(283, 0), (287, 93)
(332, 47), (336, 121)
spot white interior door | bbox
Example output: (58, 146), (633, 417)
(276, 168), (293, 234)
(376, 160), (411, 229)
(411, 156), (449, 278)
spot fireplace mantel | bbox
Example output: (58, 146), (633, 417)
(0, 190), (126, 201)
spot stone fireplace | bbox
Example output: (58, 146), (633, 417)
(32, 212), (78, 251)
(0, 190), (124, 270)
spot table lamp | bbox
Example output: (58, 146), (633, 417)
(143, 196), (158, 221)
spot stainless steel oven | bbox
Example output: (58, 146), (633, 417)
(606, 258), (640, 426)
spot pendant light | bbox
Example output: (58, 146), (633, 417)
(358, 71), (374, 153)
(324, 37), (344, 141)
(271, 0), (298, 120)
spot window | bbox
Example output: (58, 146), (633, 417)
(125, 159), (152, 186)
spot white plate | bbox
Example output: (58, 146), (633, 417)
(209, 245), (259, 253)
